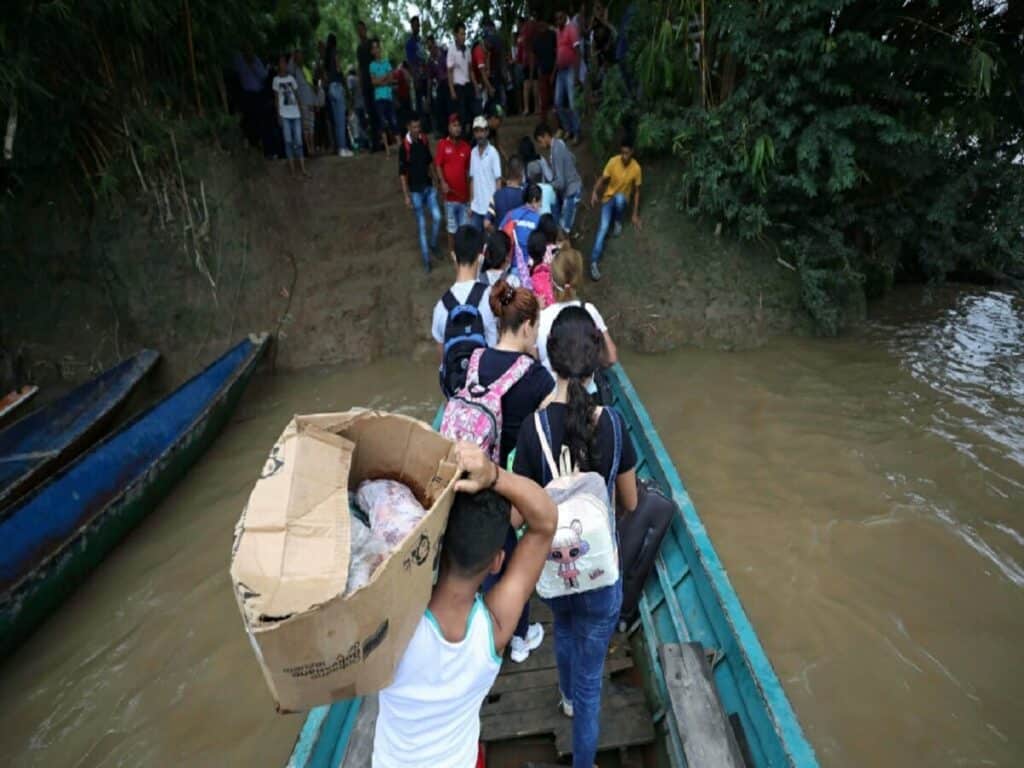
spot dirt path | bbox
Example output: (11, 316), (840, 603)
(1, 117), (806, 391)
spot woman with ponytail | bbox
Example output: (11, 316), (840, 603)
(512, 306), (638, 768)
(536, 247), (619, 374)
(477, 278), (556, 664)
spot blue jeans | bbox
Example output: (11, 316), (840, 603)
(591, 193), (628, 264)
(445, 201), (468, 234)
(555, 68), (580, 136)
(328, 82), (348, 151)
(410, 186), (441, 265)
(560, 192), (581, 233)
(280, 117), (303, 159)
(546, 580), (623, 768)
(481, 526), (530, 640)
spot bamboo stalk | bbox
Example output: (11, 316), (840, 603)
(183, 0), (203, 117)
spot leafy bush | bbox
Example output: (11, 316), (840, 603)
(596, 0), (1024, 331)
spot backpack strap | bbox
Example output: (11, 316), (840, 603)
(441, 289), (458, 312)
(466, 281), (487, 308)
(534, 410), (560, 483)
(488, 354), (534, 398)
(604, 406), (624, 503)
(465, 347), (486, 387)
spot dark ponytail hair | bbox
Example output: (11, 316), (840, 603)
(547, 306), (604, 472)
(488, 278), (540, 334)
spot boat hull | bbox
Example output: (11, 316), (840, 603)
(0, 336), (266, 658)
(0, 350), (160, 511)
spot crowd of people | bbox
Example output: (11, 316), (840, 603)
(231, 8), (639, 280)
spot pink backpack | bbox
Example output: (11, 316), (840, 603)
(440, 348), (535, 462)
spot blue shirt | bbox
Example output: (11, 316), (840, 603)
(369, 60), (394, 101)
(488, 185), (526, 226)
(500, 205), (542, 287)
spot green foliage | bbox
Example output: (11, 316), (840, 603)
(596, 0), (1024, 332)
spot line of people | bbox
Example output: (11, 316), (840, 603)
(373, 222), (634, 766)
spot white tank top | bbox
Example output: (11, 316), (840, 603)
(373, 595), (502, 768)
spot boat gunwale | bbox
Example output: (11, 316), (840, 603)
(0, 334), (268, 600)
(0, 349), (161, 516)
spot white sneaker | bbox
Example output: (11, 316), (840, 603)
(612, 221), (623, 237)
(338, 148), (354, 157)
(509, 622), (544, 663)
(559, 694), (574, 718)
(590, 262), (602, 281)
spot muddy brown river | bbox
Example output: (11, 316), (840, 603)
(0, 286), (1021, 767)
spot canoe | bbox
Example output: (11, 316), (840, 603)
(0, 334), (268, 658)
(285, 363), (818, 767)
(0, 350), (160, 511)
(0, 385), (39, 426)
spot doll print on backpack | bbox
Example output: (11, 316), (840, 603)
(549, 519), (590, 589)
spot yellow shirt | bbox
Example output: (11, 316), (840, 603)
(601, 156), (642, 202)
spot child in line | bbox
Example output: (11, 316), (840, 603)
(481, 231), (520, 288)
(272, 55), (308, 177)
(527, 229), (554, 308)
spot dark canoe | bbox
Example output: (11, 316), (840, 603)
(285, 363), (818, 768)
(0, 385), (39, 427)
(0, 334), (268, 659)
(0, 350), (160, 512)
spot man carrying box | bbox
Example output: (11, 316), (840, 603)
(373, 442), (558, 767)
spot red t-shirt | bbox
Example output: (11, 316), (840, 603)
(517, 20), (538, 65)
(435, 137), (471, 203)
(556, 23), (579, 70)
(472, 43), (488, 77)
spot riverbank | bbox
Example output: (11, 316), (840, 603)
(0, 117), (808, 391)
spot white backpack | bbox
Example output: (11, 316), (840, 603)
(534, 407), (623, 599)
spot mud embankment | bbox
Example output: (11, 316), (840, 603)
(1, 117), (808, 392)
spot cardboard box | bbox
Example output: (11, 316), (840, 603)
(230, 410), (458, 712)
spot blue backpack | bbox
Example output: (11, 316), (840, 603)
(439, 282), (488, 398)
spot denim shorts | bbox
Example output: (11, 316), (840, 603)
(445, 201), (468, 234)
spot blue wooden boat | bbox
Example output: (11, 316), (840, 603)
(0, 334), (268, 658)
(285, 363), (818, 767)
(0, 350), (160, 511)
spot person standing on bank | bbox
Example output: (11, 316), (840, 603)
(447, 23), (476, 134)
(468, 116), (503, 231)
(405, 15), (429, 123)
(513, 306), (638, 768)
(272, 55), (309, 177)
(356, 21), (382, 152)
(324, 34), (354, 157)
(589, 136), (642, 281)
(436, 113), (472, 255)
(554, 11), (582, 145)
(370, 39), (400, 156)
(400, 117), (443, 273)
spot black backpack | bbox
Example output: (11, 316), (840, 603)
(439, 282), (488, 398)
(618, 478), (676, 631)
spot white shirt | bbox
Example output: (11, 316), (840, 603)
(373, 597), (502, 768)
(537, 300), (609, 373)
(272, 75), (301, 119)
(469, 144), (502, 215)
(446, 44), (472, 86)
(431, 280), (499, 347)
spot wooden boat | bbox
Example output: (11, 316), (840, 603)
(285, 363), (818, 767)
(0, 334), (268, 658)
(0, 385), (39, 426)
(0, 350), (160, 511)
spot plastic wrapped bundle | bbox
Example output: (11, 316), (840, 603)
(346, 515), (389, 595)
(356, 479), (427, 547)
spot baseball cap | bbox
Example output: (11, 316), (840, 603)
(448, 113), (461, 125)
(485, 103), (504, 119)
(472, 116), (488, 130)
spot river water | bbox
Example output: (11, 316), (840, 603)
(0, 286), (1021, 767)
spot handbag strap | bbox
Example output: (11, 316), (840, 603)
(605, 406), (623, 503)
